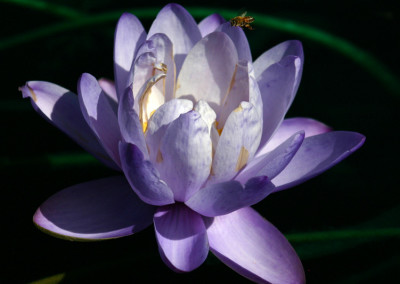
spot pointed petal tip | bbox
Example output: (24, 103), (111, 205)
(19, 83), (30, 99)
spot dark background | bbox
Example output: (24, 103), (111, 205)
(1, 0), (399, 283)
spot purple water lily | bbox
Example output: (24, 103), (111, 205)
(20, 4), (365, 283)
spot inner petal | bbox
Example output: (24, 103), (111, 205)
(137, 74), (166, 132)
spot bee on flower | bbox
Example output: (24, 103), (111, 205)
(230, 11), (255, 30)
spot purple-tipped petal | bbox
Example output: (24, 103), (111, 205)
(146, 99), (193, 164)
(198, 13), (225, 37)
(20, 81), (117, 169)
(257, 55), (302, 149)
(158, 111), (212, 202)
(207, 207), (305, 283)
(33, 176), (156, 240)
(154, 204), (209, 272)
(256, 117), (332, 157)
(118, 87), (148, 157)
(119, 142), (174, 206)
(186, 177), (275, 217)
(148, 3), (202, 73)
(216, 22), (252, 62)
(175, 31), (238, 116)
(273, 131), (366, 192)
(236, 131), (305, 184)
(78, 73), (122, 166)
(211, 102), (262, 183)
(114, 12), (146, 99)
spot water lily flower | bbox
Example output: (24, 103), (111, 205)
(20, 3), (365, 283)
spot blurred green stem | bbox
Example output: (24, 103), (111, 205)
(287, 228), (400, 243)
(1, 0), (84, 18)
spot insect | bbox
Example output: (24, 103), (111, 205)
(229, 11), (254, 30)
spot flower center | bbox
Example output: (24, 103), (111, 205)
(138, 62), (170, 132)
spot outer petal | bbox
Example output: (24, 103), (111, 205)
(198, 13), (225, 37)
(154, 204), (208, 272)
(235, 131), (305, 184)
(207, 207), (305, 284)
(118, 86), (148, 157)
(186, 176), (275, 217)
(211, 102), (262, 183)
(20, 81), (117, 169)
(78, 73), (122, 166)
(33, 176), (156, 240)
(119, 142), (174, 206)
(148, 3), (202, 73)
(114, 12), (146, 99)
(257, 55), (302, 149)
(158, 111), (212, 202)
(175, 31), (238, 116)
(146, 99), (193, 164)
(254, 40), (304, 86)
(216, 22), (252, 62)
(273, 131), (366, 191)
(257, 117), (332, 157)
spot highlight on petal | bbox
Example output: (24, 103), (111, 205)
(236, 131), (305, 184)
(211, 102), (262, 183)
(257, 117), (332, 156)
(78, 73), (122, 166)
(154, 203), (208, 272)
(20, 81), (118, 169)
(158, 111), (212, 202)
(198, 13), (225, 37)
(207, 207), (305, 283)
(146, 99), (193, 164)
(216, 22), (252, 62)
(273, 131), (366, 192)
(118, 86), (148, 157)
(33, 176), (156, 240)
(148, 3), (202, 73)
(193, 100), (216, 135)
(175, 31), (238, 115)
(119, 142), (175, 206)
(186, 176), (275, 217)
(257, 55), (303, 148)
(114, 12), (146, 99)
